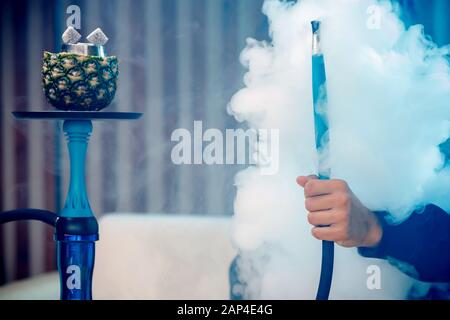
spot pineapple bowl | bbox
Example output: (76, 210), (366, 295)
(42, 51), (118, 111)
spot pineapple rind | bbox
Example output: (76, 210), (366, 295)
(42, 51), (119, 111)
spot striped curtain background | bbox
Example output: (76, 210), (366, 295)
(1, 0), (448, 286)
(0, 0), (268, 285)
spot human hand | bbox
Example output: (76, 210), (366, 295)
(296, 175), (383, 248)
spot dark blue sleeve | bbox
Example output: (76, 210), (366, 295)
(358, 204), (450, 283)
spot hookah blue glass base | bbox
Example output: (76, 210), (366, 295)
(1, 111), (141, 300)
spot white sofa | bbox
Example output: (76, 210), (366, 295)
(2, 213), (440, 300)
(0, 214), (236, 300)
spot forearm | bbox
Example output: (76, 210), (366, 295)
(358, 204), (450, 282)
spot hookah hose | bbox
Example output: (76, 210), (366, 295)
(311, 21), (334, 300)
(316, 194), (335, 301)
(0, 208), (57, 226)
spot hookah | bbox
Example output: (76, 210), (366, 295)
(311, 20), (334, 300)
(0, 27), (142, 300)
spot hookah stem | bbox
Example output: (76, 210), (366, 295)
(57, 120), (98, 300)
(311, 21), (334, 300)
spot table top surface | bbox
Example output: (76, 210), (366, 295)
(12, 111), (143, 121)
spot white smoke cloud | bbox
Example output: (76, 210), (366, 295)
(228, 0), (450, 299)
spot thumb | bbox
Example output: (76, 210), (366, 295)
(296, 175), (318, 188)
